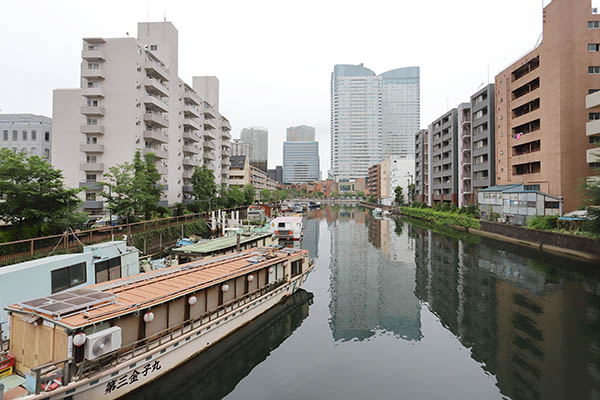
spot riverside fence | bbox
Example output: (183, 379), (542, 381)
(0, 207), (247, 265)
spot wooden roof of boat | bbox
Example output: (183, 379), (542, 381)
(6, 247), (308, 330)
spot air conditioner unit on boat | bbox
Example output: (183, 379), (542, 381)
(85, 326), (122, 360)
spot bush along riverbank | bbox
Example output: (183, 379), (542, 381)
(396, 206), (480, 230)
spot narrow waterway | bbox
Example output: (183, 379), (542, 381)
(129, 206), (600, 400)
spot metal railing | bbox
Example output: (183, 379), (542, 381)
(73, 279), (288, 380)
(0, 207), (247, 264)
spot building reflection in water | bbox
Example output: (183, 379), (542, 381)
(126, 290), (314, 400)
(328, 207), (422, 342)
(410, 223), (600, 400)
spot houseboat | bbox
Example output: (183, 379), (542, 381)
(171, 232), (276, 262)
(269, 216), (303, 241)
(2, 247), (313, 399)
(0, 241), (139, 341)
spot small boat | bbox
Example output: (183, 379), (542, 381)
(4, 247), (314, 399)
(372, 208), (383, 217)
(270, 215), (303, 241)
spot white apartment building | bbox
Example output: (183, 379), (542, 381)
(240, 126), (268, 172)
(0, 114), (52, 161)
(232, 138), (253, 157)
(330, 64), (419, 181)
(52, 22), (231, 215)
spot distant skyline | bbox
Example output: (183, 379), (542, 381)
(1, 0), (579, 175)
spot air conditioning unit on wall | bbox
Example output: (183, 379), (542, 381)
(85, 326), (122, 360)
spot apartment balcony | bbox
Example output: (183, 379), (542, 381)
(184, 105), (201, 119)
(586, 91), (600, 109)
(145, 61), (169, 81)
(183, 90), (201, 106)
(143, 96), (169, 113)
(80, 125), (105, 135)
(83, 200), (104, 209)
(183, 144), (200, 154)
(79, 181), (103, 191)
(221, 130), (231, 141)
(221, 118), (231, 131)
(81, 87), (104, 98)
(183, 185), (194, 193)
(203, 106), (216, 119)
(203, 119), (216, 130)
(81, 68), (105, 80)
(221, 139), (231, 148)
(144, 78), (169, 97)
(157, 165), (168, 175)
(144, 147), (168, 159)
(80, 162), (104, 172)
(182, 170), (193, 180)
(182, 131), (200, 142)
(81, 49), (105, 61)
(587, 147), (600, 163)
(203, 130), (217, 141)
(221, 147), (231, 156)
(144, 112), (169, 128)
(79, 143), (104, 153)
(143, 130), (168, 144)
(80, 106), (105, 116)
(203, 140), (216, 151)
(183, 157), (199, 167)
(183, 118), (201, 131)
(221, 157), (231, 167)
(587, 120), (600, 136)
(203, 150), (215, 160)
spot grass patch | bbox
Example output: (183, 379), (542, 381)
(397, 207), (480, 230)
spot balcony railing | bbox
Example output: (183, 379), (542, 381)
(81, 49), (105, 61)
(79, 162), (104, 172)
(144, 147), (168, 159)
(79, 143), (104, 153)
(144, 112), (169, 128)
(80, 106), (105, 116)
(143, 130), (169, 144)
(183, 144), (200, 154)
(80, 125), (105, 135)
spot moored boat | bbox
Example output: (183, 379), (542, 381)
(270, 216), (303, 241)
(3, 247), (313, 399)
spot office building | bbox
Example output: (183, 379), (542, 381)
(240, 126), (268, 172)
(330, 64), (420, 180)
(0, 114), (52, 162)
(283, 125), (319, 184)
(268, 166), (283, 184)
(286, 125), (315, 141)
(229, 155), (279, 192)
(414, 129), (429, 204)
(52, 21), (231, 216)
(232, 139), (252, 157)
(495, 0), (600, 212)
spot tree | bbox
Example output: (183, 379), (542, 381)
(243, 184), (256, 205)
(367, 195), (377, 204)
(276, 189), (289, 203)
(191, 165), (217, 211)
(394, 186), (404, 204)
(0, 149), (81, 238)
(259, 189), (272, 203)
(133, 151), (162, 220)
(102, 151), (163, 221)
(228, 187), (246, 207)
(331, 191), (340, 199)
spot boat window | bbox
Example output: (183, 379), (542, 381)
(51, 262), (87, 293)
(278, 222), (286, 228)
(95, 257), (122, 283)
(291, 260), (302, 277)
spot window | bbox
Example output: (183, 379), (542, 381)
(88, 62), (99, 69)
(12, 130), (17, 141)
(94, 257), (121, 283)
(86, 136), (98, 144)
(87, 118), (98, 125)
(590, 136), (600, 144)
(291, 260), (302, 277)
(44, 149), (50, 159)
(590, 89), (600, 94)
(22, 130), (27, 141)
(21, 148), (26, 153)
(86, 174), (97, 182)
(2, 130), (7, 141)
(86, 155), (97, 163)
(589, 21), (600, 29)
(86, 192), (96, 201)
(524, 184), (540, 191)
(589, 44), (600, 52)
(51, 262), (87, 293)
(87, 99), (98, 107)
(45, 131), (50, 141)
(31, 130), (36, 140)
(589, 66), (600, 74)
(590, 113), (600, 120)
(150, 44), (158, 50)
(545, 201), (560, 209)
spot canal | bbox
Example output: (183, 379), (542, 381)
(129, 206), (600, 400)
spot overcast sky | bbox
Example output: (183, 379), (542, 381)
(1, 0), (575, 175)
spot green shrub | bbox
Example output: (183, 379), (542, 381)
(398, 206), (480, 229)
(449, 203), (458, 213)
(527, 215), (559, 230)
(441, 203), (450, 212)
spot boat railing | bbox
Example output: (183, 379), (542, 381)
(73, 277), (290, 380)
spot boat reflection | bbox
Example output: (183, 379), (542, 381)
(127, 289), (314, 400)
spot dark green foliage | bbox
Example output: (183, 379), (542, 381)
(527, 215), (559, 230)
(0, 148), (82, 239)
(191, 165), (217, 211)
(398, 206), (480, 229)
(394, 186), (404, 204)
(243, 185), (256, 205)
(130, 220), (208, 254)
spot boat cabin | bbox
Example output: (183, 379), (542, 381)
(172, 232), (275, 262)
(270, 216), (303, 241)
(5, 247), (310, 380)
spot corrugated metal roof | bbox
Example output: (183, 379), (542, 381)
(172, 232), (272, 255)
(6, 248), (308, 329)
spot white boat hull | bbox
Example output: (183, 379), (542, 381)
(26, 271), (312, 400)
